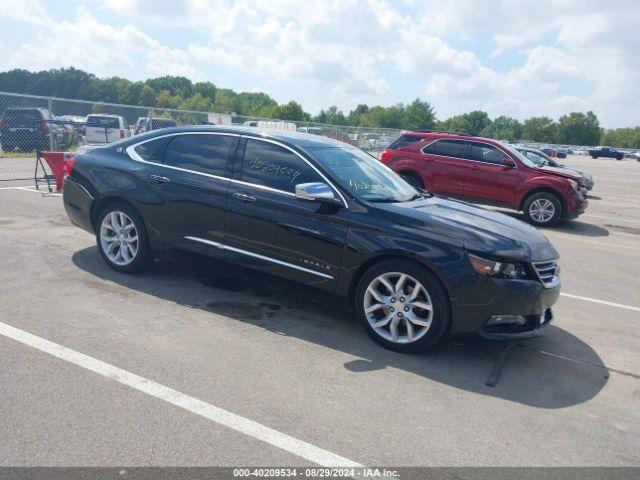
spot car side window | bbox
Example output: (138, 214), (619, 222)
(133, 137), (169, 163)
(240, 139), (322, 193)
(466, 141), (508, 165)
(164, 134), (235, 176)
(422, 140), (466, 159)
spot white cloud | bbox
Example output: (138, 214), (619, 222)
(3, 0), (640, 126)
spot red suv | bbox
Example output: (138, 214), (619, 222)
(381, 131), (588, 226)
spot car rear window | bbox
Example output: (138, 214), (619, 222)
(150, 119), (177, 129)
(2, 109), (44, 127)
(133, 137), (169, 163)
(86, 116), (120, 129)
(387, 135), (424, 149)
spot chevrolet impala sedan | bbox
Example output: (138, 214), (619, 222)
(63, 126), (560, 352)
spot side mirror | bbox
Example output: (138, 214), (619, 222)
(295, 182), (340, 204)
(501, 157), (516, 168)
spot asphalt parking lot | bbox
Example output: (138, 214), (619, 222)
(0, 154), (638, 467)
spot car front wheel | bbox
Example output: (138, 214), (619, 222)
(523, 192), (562, 226)
(355, 259), (450, 352)
(96, 203), (153, 273)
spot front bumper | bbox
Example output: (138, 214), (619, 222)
(450, 276), (560, 336)
(478, 308), (553, 340)
(564, 191), (588, 219)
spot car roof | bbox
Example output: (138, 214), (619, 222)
(137, 125), (350, 148)
(87, 113), (122, 118)
(402, 130), (497, 143)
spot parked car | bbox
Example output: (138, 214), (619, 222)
(134, 117), (147, 135)
(136, 117), (177, 134)
(555, 147), (568, 158)
(516, 147), (594, 191)
(360, 132), (387, 150)
(381, 131), (588, 226)
(632, 151), (640, 162)
(83, 114), (130, 144)
(539, 146), (557, 158)
(62, 126), (560, 352)
(0, 107), (67, 151)
(297, 126), (324, 135)
(588, 146), (624, 160)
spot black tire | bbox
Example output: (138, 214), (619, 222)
(616, 155), (623, 160)
(354, 259), (450, 353)
(96, 202), (153, 273)
(522, 191), (562, 227)
(400, 172), (424, 190)
(591, 155), (597, 159)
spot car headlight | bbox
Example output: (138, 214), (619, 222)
(468, 253), (528, 279)
(568, 179), (578, 190)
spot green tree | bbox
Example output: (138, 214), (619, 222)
(556, 111), (601, 146)
(347, 104), (369, 126)
(178, 93), (212, 112)
(483, 115), (523, 140)
(523, 117), (558, 143)
(403, 98), (436, 130)
(438, 110), (490, 135)
(316, 105), (347, 125)
(600, 127), (640, 149)
(277, 101), (310, 121)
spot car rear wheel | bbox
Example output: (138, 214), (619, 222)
(400, 172), (424, 190)
(523, 192), (562, 227)
(96, 203), (153, 273)
(355, 259), (450, 352)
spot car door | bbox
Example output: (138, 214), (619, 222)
(223, 137), (349, 291)
(463, 141), (518, 206)
(419, 139), (467, 195)
(130, 132), (238, 255)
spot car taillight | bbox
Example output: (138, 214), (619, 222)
(63, 153), (76, 180)
(120, 129), (126, 138)
(380, 149), (393, 163)
(41, 122), (49, 132)
(80, 127), (86, 136)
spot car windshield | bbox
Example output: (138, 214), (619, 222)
(503, 144), (540, 168)
(87, 116), (120, 128)
(308, 147), (419, 202)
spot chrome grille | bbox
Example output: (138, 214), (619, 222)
(533, 260), (560, 288)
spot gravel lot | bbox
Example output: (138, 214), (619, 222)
(0, 154), (638, 467)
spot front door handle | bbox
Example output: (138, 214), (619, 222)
(232, 192), (256, 203)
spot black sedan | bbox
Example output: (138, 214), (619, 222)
(63, 126), (560, 352)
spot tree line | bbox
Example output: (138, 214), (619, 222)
(1, 67), (637, 147)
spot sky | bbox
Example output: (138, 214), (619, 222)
(0, 0), (638, 128)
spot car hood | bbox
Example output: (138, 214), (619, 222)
(375, 196), (558, 263)
(537, 165), (582, 180)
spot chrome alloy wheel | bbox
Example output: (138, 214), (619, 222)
(529, 198), (556, 223)
(99, 211), (139, 266)
(363, 272), (433, 344)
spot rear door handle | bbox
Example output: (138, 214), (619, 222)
(149, 174), (171, 184)
(232, 192), (256, 203)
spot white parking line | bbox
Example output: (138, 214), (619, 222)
(0, 320), (362, 468)
(561, 293), (640, 312)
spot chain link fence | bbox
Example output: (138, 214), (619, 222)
(0, 91), (402, 181)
